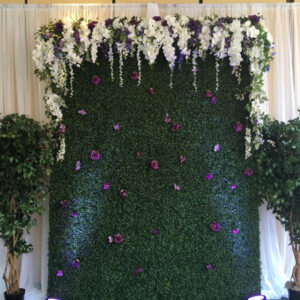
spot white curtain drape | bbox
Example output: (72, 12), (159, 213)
(0, 3), (299, 300)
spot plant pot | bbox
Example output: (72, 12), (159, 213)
(4, 288), (25, 300)
(288, 288), (300, 300)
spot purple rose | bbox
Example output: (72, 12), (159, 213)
(113, 233), (123, 244)
(153, 16), (161, 21)
(131, 71), (139, 81)
(234, 121), (243, 132)
(153, 228), (158, 235)
(148, 88), (155, 95)
(113, 124), (120, 131)
(119, 189), (127, 198)
(206, 264), (213, 270)
(206, 173), (212, 180)
(136, 268), (143, 274)
(136, 152), (142, 159)
(105, 18), (113, 28)
(54, 21), (64, 33)
(60, 200), (68, 208)
(103, 182), (110, 190)
(214, 144), (220, 152)
(250, 15), (260, 24)
(56, 270), (63, 277)
(72, 259), (80, 268)
(150, 160), (159, 170)
(92, 75), (101, 85)
(205, 90), (212, 98)
(210, 221), (221, 232)
(243, 168), (253, 177)
(171, 124), (180, 132)
(91, 150), (101, 160)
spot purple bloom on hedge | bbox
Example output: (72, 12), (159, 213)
(211, 96), (217, 104)
(103, 182), (110, 190)
(113, 124), (120, 131)
(114, 233), (123, 244)
(243, 168), (254, 177)
(125, 38), (132, 52)
(171, 123), (180, 132)
(148, 88), (154, 95)
(72, 259), (80, 268)
(60, 200), (68, 208)
(71, 212), (78, 217)
(205, 90), (212, 98)
(136, 268), (143, 274)
(131, 71), (139, 81)
(119, 189), (127, 198)
(56, 270), (63, 277)
(153, 16), (161, 21)
(250, 14), (260, 24)
(231, 184), (237, 190)
(59, 123), (66, 133)
(90, 150), (101, 160)
(88, 21), (98, 32)
(225, 36), (231, 48)
(161, 20), (168, 27)
(210, 221), (221, 232)
(168, 26), (174, 35)
(153, 228), (158, 235)
(206, 173), (212, 180)
(136, 152), (142, 159)
(180, 155), (186, 164)
(214, 144), (220, 152)
(233, 121), (243, 132)
(74, 30), (80, 44)
(78, 109), (87, 115)
(45, 32), (53, 40)
(206, 264), (213, 270)
(150, 160), (159, 170)
(54, 21), (64, 33)
(92, 75), (101, 85)
(164, 113), (171, 123)
(173, 183), (180, 191)
(129, 17), (139, 26)
(232, 228), (239, 234)
(75, 161), (81, 171)
(108, 236), (113, 243)
(105, 18), (113, 28)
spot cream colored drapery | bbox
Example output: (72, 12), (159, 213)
(0, 3), (299, 299)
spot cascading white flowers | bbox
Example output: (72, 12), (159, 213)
(33, 14), (274, 161)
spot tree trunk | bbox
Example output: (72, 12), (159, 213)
(292, 250), (300, 287)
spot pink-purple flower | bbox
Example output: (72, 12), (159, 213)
(136, 152), (142, 159)
(56, 270), (63, 277)
(108, 236), (113, 243)
(72, 259), (80, 268)
(153, 228), (158, 235)
(171, 124), (180, 132)
(205, 90), (212, 98)
(91, 150), (101, 160)
(164, 113), (171, 123)
(136, 268), (143, 274)
(231, 184), (237, 190)
(180, 155), (186, 164)
(234, 122), (243, 132)
(173, 183), (180, 191)
(131, 71), (139, 81)
(92, 75), (101, 85)
(71, 212), (78, 217)
(54, 21), (64, 33)
(113, 233), (123, 244)
(243, 168), (254, 177)
(76, 161), (81, 171)
(119, 189), (127, 198)
(150, 160), (159, 170)
(232, 228), (239, 234)
(148, 88), (154, 95)
(113, 124), (120, 131)
(210, 222), (221, 232)
(78, 109), (87, 115)
(60, 200), (68, 208)
(206, 264), (213, 270)
(214, 144), (220, 152)
(211, 96), (217, 104)
(103, 182), (110, 190)
(206, 173), (212, 180)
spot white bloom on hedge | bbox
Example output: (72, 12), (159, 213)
(267, 32), (273, 44)
(57, 137), (65, 161)
(247, 26), (260, 39)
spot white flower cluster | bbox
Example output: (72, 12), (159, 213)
(33, 14), (273, 160)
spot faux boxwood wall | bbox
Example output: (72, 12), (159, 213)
(48, 53), (260, 300)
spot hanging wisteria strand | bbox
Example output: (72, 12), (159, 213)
(33, 14), (274, 160)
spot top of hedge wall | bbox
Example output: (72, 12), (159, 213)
(33, 14), (274, 160)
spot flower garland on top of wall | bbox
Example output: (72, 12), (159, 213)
(33, 14), (274, 161)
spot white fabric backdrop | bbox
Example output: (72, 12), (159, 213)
(0, 3), (300, 299)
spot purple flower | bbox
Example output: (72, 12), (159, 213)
(206, 264), (213, 270)
(243, 168), (254, 177)
(119, 189), (127, 199)
(164, 113), (171, 123)
(136, 268), (143, 274)
(153, 228), (158, 234)
(131, 71), (139, 81)
(92, 75), (101, 85)
(250, 15), (260, 24)
(153, 16), (161, 21)
(72, 259), (80, 268)
(205, 90), (212, 98)
(148, 88), (155, 95)
(206, 173), (212, 180)
(91, 150), (101, 160)
(103, 182), (110, 190)
(214, 144), (220, 152)
(161, 20), (168, 27)
(113, 233), (123, 244)
(180, 155), (186, 164)
(210, 221), (221, 232)
(88, 21), (98, 32)
(105, 18), (113, 28)
(74, 30), (80, 44)
(233, 121), (243, 132)
(60, 200), (68, 208)
(45, 32), (53, 40)
(113, 124), (120, 131)
(54, 21), (64, 33)
(59, 123), (66, 133)
(150, 160), (159, 170)
(211, 96), (217, 104)
(56, 270), (63, 277)
(136, 152), (142, 159)
(173, 183), (180, 191)
(75, 160), (81, 171)
(231, 184), (237, 190)
(71, 212), (78, 217)
(171, 124), (180, 132)
(129, 17), (139, 26)
(108, 236), (113, 243)
(232, 228), (239, 234)
(78, 109), (87, 115)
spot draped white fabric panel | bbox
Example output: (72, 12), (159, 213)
(0, 3), (299, 300)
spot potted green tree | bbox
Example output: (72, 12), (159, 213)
(0, 114), (56, 300)
(255, 115), (300, 300)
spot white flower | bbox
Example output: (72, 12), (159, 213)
(247, 26), (260, 39)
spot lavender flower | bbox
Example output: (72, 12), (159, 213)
(103, 182), (110, 190)
(113, 124), (120, 131)
(75, 161), (81, 171)
(214, 144), (220, 152)
(210, 222), (221, 232)
(54, 21), (64, 33)
(72, 259), (80, 268)
(232, 228), (239, 234)
(108, 236), (113, 243)
(233, 122), (243, 132)
(78, 109), (87, 115)
(90, 150), (101, 160)
(71, 212), (78, 217)
(243, 168), (254, 177)
(56, 270), (63, 277)
(164, 113), (171, 123)
(206, 173), (212, 180)
(206, 264), (213, 270)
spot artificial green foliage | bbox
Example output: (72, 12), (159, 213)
(48, 53), (261, 300)
(254, 117), (300, 246)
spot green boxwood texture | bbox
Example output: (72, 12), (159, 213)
(48, 53), (260, 300)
